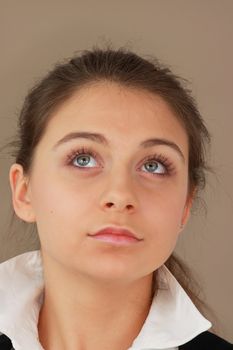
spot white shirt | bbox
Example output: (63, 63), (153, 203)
(0, 250), (212, 350)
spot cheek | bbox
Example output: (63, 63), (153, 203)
(31, 162), (94, 206)
(136, 194), (186, 274)
(144, 181), (187, 225)
(29, 171), (93, 243)
(142, 184), (187, 243)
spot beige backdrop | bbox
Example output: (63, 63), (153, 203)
(0, 0), (232, 342)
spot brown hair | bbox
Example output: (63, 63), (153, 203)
(4, 43), (219, 333)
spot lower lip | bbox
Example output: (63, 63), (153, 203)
(88, 233), (140, 245)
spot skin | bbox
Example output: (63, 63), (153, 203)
(9, 82), (195, 350)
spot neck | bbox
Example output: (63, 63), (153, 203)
(38, 253), (154, 350)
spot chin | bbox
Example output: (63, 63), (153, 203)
(80, 262), (136, 284)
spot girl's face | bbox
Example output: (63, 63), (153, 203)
(18, 83), (192, 282)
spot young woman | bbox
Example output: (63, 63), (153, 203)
(0, 45), (232, 350)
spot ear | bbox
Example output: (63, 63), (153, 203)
(9, 163), (36, 223)
(180, 187), (197, 230)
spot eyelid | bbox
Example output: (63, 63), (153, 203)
(139, 154), (175, 175)
(65, 146), (101, 166)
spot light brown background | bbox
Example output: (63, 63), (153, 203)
(0, 0), (232, 342)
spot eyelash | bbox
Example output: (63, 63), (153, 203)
(65, 146), (176, 176)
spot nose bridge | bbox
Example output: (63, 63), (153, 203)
(105, 166), (133, 195)
(107, 156), (135, 187)
(99, 159), (138, 211)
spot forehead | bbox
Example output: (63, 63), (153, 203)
(40, 82), (188, 154)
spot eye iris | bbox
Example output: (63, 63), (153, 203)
(145, 161), (159, 172)
(77, 155), (90, 166)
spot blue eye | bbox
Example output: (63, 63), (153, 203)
(67, 147), (99, 169)
(141, 154), (175, 176)
(73, 154), (97, 167)
(66, 147), (175, 176)
(142, 159), (166, 174)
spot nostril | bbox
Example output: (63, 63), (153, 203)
(104, 202), (134, 210)
(106, 202), (114, 208)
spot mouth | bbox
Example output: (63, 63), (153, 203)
(87, 226), (143, 245)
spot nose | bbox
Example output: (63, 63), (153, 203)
(99, 171), (139, 214)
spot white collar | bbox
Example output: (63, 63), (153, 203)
(0, 250), (212, 350)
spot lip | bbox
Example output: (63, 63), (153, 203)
(87, 225), (143, 245)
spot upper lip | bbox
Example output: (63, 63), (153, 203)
(88, 225), (142, 240)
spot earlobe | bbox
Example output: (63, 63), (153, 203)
(9, 163), (36, 223)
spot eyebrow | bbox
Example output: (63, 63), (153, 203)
(53, 131), (185, 162)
